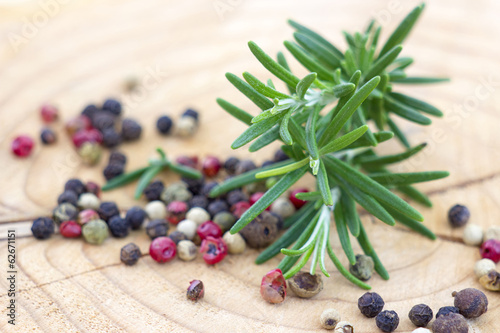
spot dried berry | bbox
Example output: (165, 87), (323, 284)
(59, 220), (82, 238)
(82, 219), (109, 245)
(40, 104), (59, 123)
(167, 201), (188, 224)
(78, 142), (102, 166)
(176, 116), (197, 137)
(85, 181), (101, 197)
(376, 310), (399, 332)
(222, 232), (246, 254)
(432, 313), (468, 333)
(178, 240), (197, 261)
(334, 322), (353, 333)
(108, 216), (129, 238)
(479, 270), (500, 291)
(187, 279), (204, 301)
(98, 201), (120, 222)
(249, 192), (267, 207)
(231, 201), (251, 219)
(226, 190), (248, 206)
(480, 239), (500, 263)
(143, 180), (165, 201)
(145, 200), (167, 220)
(182, 108), (199, 123)
(177, 219), (197, 240)
(474, 258), (496, 278)
(358, 292), (384, 318)
(213, 211), (236, 232)
(176, 155), (198, 169)
(270, 197), (296, 219)
(235, 159), (256, 175)
(12, 135), (34, 157)
(189, 195), (209, 210)
(239, 211), (279, 248)
(260, 268), (286, 304)
(202, 156), (221, 178)
(149, 237), (177, 263)
(120, 243), (141, 266)
(108, 151), (127, 165)
(125, 206), (146, 230)
(78, 192), (101, 210)
(103, 163), (125, 180)
(199, 236), (227, 265)
(274, 148), (289, 162)
(186, 207), (210, 225)
(349, 254), (375, 281)
(261, 160), (274, 168)
(101, 129), (122, 148)
(168, 230), (188, 245)
(78, 209), (100, 225)
(65, 115), (92, 136)
(121, 118), (142, 141)
(224, 157), (240, 175)
(53, 203), (78, 225)
(207, 200), (229, 217)
(462, 223), (484, 246)
(289, 271), (323, 298)
(81, 104), (98, 120)
(146, 219), (169, 239)
(289, 188), (308, 209)
(320, 308), (341, 330)
(161, 182), (192, 204)
(197, 221), (222, 240)
(448, 204), (470, 227)
(200, 181), (218, 197)
(65, 178), (86, 195)
(31, 217), (55, 239)
(102, 98), (122, 116)
(40, 128), (57, 145)
(156, 115), (173, 135)
(453, 288), (488, 318)
(72, 129), (102, 148)
(57, 190), (78, 206)
(92, 112), (116, 131)
(436, 306), (459, 319)
(408, 304), (433, 327)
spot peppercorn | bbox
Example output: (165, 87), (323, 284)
(85, 181), (101, 198)
(77, 193), (100, 210)
(53, 203), (78, 225)
(176, 116), (197, 137)
(349, 254), (375, 281)
(479, 270), (500, 291)
(432, 313), (468, 333)
(187, 279), (204, 301)
(231, 201), (251, 219)
(411, 329), (431, 333)
(41, 103), (59, 123)
(40, 128), (57, 145)
(101, 129), (122, 148)
(197, 221), (222, 240)
(146, 219), (169, 239)
(168, 230), (188, 244)
(358, 292), (385, 318)
(200, 236), (227, 265)
(260, 268), (286, 304)
(334, 322), (353, 333)
(376, 310), (399, 332)
(58, 190), (78, 206)
(320, 308), (341, 330)
(480, 239), (500, 262)
(82, 219), (109, 245)
(145, 200), (167, 220)
(484, 226), (500, 241)
(213, 211), (236, 232)
(289, 188), (309, 209)
(125, 206), (146, 230)
(239, 211), (279, 248)
(202, 156), (221, 178)
(143, 180), (165, 201)
(177, 240), (197, 261)
(408, 304), (433, 327)
(60, 220), (82, 238)
(462, 223), (483, 246)
(474, 258), (496, 278)
(448, 204), (470, 227)
(166, 201), (188, 224)
(453, 288), (488, 318)
(182, 108), (199, 123)
(274, 148), (289, 162)
(108, 215), (129, 238)
(103, 163), (125, 181)
(78, 209), (99, 225)
(436, 306), (459, 319)
(244, 181), (267, 195)
(81, 104), (98, 121)
(189, 195), (209, 210)
(176, 155), (199, 169)
(121, 118), (142, 141)
(200, 181), (219, 198)
(102, 98), (122, 116)
(226, 190), (248, 207)
(224, 157), (240, 175)
(270, 211), (284, 229)
(78, 142), (102, 166)
(107, 151), (126, 165)
(161, 182), (192, 204)
(235, 159), (256, 175)
(96, 202), (119, 222)
(207, 200), (229, 217)
(120, 243), (141, 266)
(92, 112), (116, 131)
(261, 160), (274, 168)
(271, 197), (296, 219)
(149, 236), (177, 263)
(289, 272), (323, 298)
(249, 192), (266, 207)
(64, 178), (86, 195)
(11, 135), (35, 157)
(222, 231), (246, 254)
(156, 115), (173, 135)
(72, 128), (103, 148)
(65, 115), (92, 136)
(186, 207), (210, 226)
(31, 217), (55, 239)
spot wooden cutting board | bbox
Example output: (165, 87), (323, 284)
(0, 0), (499, 331)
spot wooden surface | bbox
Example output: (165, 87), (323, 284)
(0, 0), (499, 331)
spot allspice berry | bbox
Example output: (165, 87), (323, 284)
(349, 254), (375, 281)
(408, 304), (433, 327)
(436, 306), (459, 319)
(320, 308), (341, 330)
(358, 292), (385, 318)
(289, 271), (323, 298)
(239, 211), (279, 248)
(432, 313), (468, 333)
(452, 288), (488, 318)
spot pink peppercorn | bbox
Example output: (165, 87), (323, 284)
(166, 201), (188, 225)
(78, 209), (100, 225)
(59, 220), (82, 238)
(85, 181), (101, 198)
(249, 192), (271, 211)
(200, 236), (227, 265)
(175, 156), (199, 169)
(149, 236), (177, 263)
(202, 156), (221, 178)
(72, 129), (103, 148)
(260, 268), (287, 304)
(289, 188), (309, 209)
(11, 135), (34, 157)
(197, 221), (222, 240)
(65, 115), (92, 136)
(480, 239), (500, 263)
(40, 104), (59, 123)
(231, 201), (251, 219)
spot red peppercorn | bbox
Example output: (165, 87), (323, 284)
(40, 104), (59, 123)
(231, 201), (251, 219)
(59, 220), (82, 238)
(289, 188), (309, 209)
(175, 155), (199, 169)
(78, 209), (100, 225)
(65, 115), (92, 136)
(11, 135), (34, 157)
(480, 239), (500, 263)
(72, 129), (103, 148)
(249, 192), (271, 211)
(260, 268), (287, 303)
(85, 181), (101, 198)
(166, 201), (188, 225)
(149, 236), (177, 263)
(202, 156), (221, 178)
(197, 221), (222, 240)
(199, 236), (227, 265)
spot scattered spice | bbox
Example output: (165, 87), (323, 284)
(40, 128), (57, 145)
(448, 204), (470, 227)
(78, 209), (99, 225)
(432, 313), (468, 333)
(108, 215), (130, 238)
(77, 193), (100, 210)
(82, 219), (109, 245)
(222, 231), (246, 254)
(149, 237), (177, 263)
(102, 98), (122, 116)
(202, 156), (222, 178)
(98, 201), (120, 222)
(207, 199), (229, 217)
(231, 201), (251, 219)
(334, 322), (353, 333)
(156, 115), (173, 135)
(101, 129), (122, 148)
(224, 157), (240, 175)
(182, 108), (199, 123)
(145, 200), (167, 220)
(213, 211), (236, 231)
(462, 223), (484, 246)
(57, 190), (78, 206)
(125, 206), (146, 230)
(120, 243), (141, 266)
(474, 258), (496, 278)
(239, 211), (279, 248)
(177, 219), (197, 240)
(349, 254), (375, 281)
(453, 288), (488, 318)
(235, 159), (256, 175)
(186, 207), (210, 225)
(187, 279), (204, 301)
(11, 135), (34, 157)
(199, 236), (227, 265)
(78, 142), (102, 165)
(109, 151), (127, 165)
(435, 306), (459, 319)
(479, 270), (500, 291)
(289, 188), (308, 209)
(85, 181), (101, 197)
(145, 219), (169, 240)
(168, 231), (188, 245)
(319, 308), (341, 330)
(484, 226), (500, 241)
(197, 221), (222, 241)
(103, 162), (125, 180)
(143, 180), (165, 202)
(226, 190), (248, 206)
(408, 304), (433, 327)
(161, 182), (192, 204)
(59, 220), (82, 238)
(31, 217), (55, 239)
(376, 310), (399, 332)
(260, 268), (286, 304)
(65, 179), (86, 195)
(65, 115), (91, 136)
(176, 116), (197, 137)
(270, 197), (296, 219)
(53, 203), (79, 225)
(289, 271), (323, 298)
(40, 104), (59, 123)
(121, 118), (142, 141)
(166, 200), (188, 224)
(358, 292), (385, 318)
(480, 239), (500, 262)
(177, 240), (197, 261)
(411, 328), (431, 333)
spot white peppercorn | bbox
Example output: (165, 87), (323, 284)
(77, 193), (101, 210)
(411, 329), (431, 333)
(186, 207), (210, 226)
(463, 224), (484, 246)
(176, 116), (197, 137)
(177, 240), (197, 261)
(177, 219), (197, 240)
(334, 321), (353, 333)
(270, 197), (296, 219)
(484, 226), (500, 241)
(320, 308), (341, 330)
(145, 200), (166, 220)
(474, 258), (496, 278)
(222, 231), (246, 254)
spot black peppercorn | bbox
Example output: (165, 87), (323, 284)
(125, 206), (146, 230)
(201, 181), (219, 198)
(121, 118), (142, 141)
(273, 148), (289, 162)
(101, 129), (122, 148)
(57, 190), (78, 206)
(53, 203), (78, 225)
(358, 292), (385, 318)
(452, 288), (488, 318)
(239, 211), (279, 248)
(409, 303), (433, 327)
(92, 111), (116, 131)
(436, 306), (460, 319)
(146, 219), (169, 239)
(181, 176), (205, 196)
(224, 157), (240, 175)
(226, 190), (248, 206)
(207, 200), (229, 217)
(235, 159), (256, 175)
(108, 215), (129, 238)
(168, 230), (188, 245)
(81, 104), (99, 120)
(64, 178), (86, 196)
(432, 313), (468, 333)
(156, 115), (173, 135)
(40, 128), (57, 145)
(448, 204), (470, 227)
(109, 151), (127, 165)
(188, 195), (209, 210)
(182, 108), (199, 123)
(187, 279), (204, 301)
(376, 310), (399, 332)
(98, 201), (120, 222)
(102, 98), (122, 116)
(120, 243), (141, 266)
(31, 217), (55, 239)
(261, 160), (274, 168)
(103, 163), (125, 180)
(143, 180), (165, 201)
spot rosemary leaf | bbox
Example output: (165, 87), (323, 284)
(390, 57), (413, 70)
(279, 111), (293, 145)
(225, 73), (273, 110)
(296, 73), (317, 99)
(283, 201), (316, 228)
(288, 20), (344, 59)
(216, 98), (253, 125)
(356, 142), (427, 166)
(283, 246), (315, 279)
(369, 171), (449, 186)
(242, 72), (291, 99)
(168, 163), (202, 179)
(102, 166), (151, 191)
(391, 76), (449, 84)
(306, 105), (321, 160)
(255, 158), (309, 179)
(317, 160), (333, 206)
(341, 191), (360, 237)
(293, 32), (341, 69)
(332, 83), (356, 98)
(334, 203), (357, 265)
(231, 113), (284, 149)
(345, 130), (394, 149)
(387, 117), (410, 148)
(320, 125), (369, 155)
(389, 92), (443, 117)
(385, 95), (432, 125)
(364, 45), (403, 80)
(384, 205), (436, 240)
(397, 185), (433, 207)
(284, 41), (335, 82)
(134, 164), (163, 199)
(276, 51), (296, 94)
(357, 222), (389, 280)
(295, 191), (322, 202)
(288, 118), (308, 149)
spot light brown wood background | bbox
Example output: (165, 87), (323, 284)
(0, 0), (499, 331)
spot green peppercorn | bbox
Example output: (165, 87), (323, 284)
(161, 182), (192, 204)
(53, 202), (78, 225)
(213, 211), (236, 232)
(408, 304), (433, 327)
(289, 271), (323, 298)
(358, 292), (384, 318)
(432, 313), (468, 333)
(82, 219), (109, 245)
(120, 243), (141, 265)
(78, 142), (102, 166)
(452, 288), (488, 318)
(349, 254), (374, 281)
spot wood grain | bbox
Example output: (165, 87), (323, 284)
(0, 0), (499, 331)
